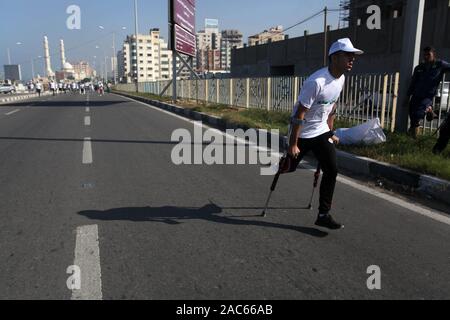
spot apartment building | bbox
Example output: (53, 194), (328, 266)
(121, 28), (173, 83)
(220, 30), (243, 71)
(248, 26), (285, 46)
(196, 19), (222, 73)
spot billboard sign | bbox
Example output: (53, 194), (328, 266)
(171, 0), (196, 57)
(205, 18), (219, 30)
(174, 24), (196, 57)
(173, 0), (196, 35)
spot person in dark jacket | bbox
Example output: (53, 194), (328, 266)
(407, 47), (450, 138)
(433, 114), (450, 155)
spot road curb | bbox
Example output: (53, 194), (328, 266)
(114, 91), (450, 207)
(0, 92), (51, 105)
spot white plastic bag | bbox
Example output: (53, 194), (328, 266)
(335, 118), (386, 145)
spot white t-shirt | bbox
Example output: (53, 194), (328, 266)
(292, 67), (345, 139)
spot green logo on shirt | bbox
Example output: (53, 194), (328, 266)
(317, 98), (338, 105)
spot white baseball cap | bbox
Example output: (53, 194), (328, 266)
(329, 38), (364, 56)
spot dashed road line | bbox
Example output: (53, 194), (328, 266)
(71, 225), (102, 300)
(85, 116), (91, 126)
(5, 109), (20, 116)
(82, 138), (93, 164)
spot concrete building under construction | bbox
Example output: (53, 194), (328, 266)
(231, 0), (450, 77)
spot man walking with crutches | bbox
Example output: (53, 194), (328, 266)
(263, 38), (363, 230)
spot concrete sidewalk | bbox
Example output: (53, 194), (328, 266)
(0, 91), (51, 105)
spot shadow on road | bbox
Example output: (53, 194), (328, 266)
(0, 136), (217, 146)
(1, 100), (126, 108)
(78, 203), (328, 238)
(0, 136), (178, 145)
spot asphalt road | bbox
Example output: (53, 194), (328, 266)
(0, 91), (449, 300)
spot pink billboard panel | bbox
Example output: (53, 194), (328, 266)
(175, 24), (196, 57)
(173, 0), (196, 35)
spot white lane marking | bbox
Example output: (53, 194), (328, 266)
(119, 94), (450, 226)
(82, 138), (93, 164)
(5, 109), (20, 116)
(71, 225), (102, 300)
(85, 116), (91, 126)
(337, 176), (450, 226)
(86, 107), (90, 112)
(299, 162), (450, 227)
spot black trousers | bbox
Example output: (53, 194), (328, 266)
(409, 96), (433, 128)
(434, 115), (450, 154)
(295, 131), (338, 214)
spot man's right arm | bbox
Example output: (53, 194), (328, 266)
(288, 102), (308, 157)
(288, 80), (318, 157)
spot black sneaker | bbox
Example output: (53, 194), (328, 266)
(315, 214), (344, 230)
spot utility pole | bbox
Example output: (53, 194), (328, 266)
(134, 0), (139, 92)
(169, 0), (177, 102)
(7, 48), (11, 65)
(395, 0), (425, 133)
(31, 59), (35, 80)
(104, 56), (108, 81)
(323, 6), (328, 67)
(112, 33), (117, 85)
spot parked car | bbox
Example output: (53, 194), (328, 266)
(0, 83), (16, 94)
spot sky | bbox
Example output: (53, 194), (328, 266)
(0, 0), (341, 81)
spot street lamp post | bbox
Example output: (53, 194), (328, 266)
(37, 56), (43, 78)
(104, 56), (108, 82)
(7, 48), (11, 65)
(134, 0), (139, 93)
(31, 59), (35, 80)
(6, 42), (22, 65)
(112, 32), (116, 84)
(98, 26), (126, 85)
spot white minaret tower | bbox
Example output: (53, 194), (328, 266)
(43, 36), (54, 77)
(60, 39), (66, 69)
